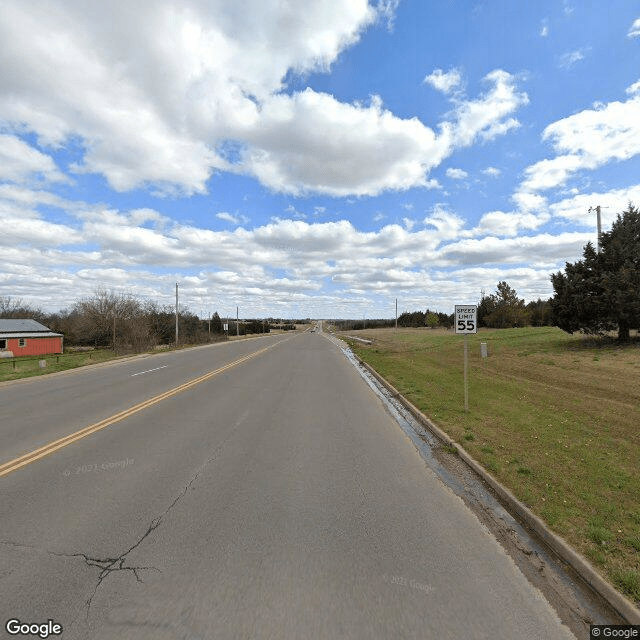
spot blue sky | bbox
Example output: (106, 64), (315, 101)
(1, 1), (640, 319)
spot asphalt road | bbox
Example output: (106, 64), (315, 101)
(1, 331), (575, 639)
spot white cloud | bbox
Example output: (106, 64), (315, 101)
(0, 0), (528, 199)
(549, 185), (640, 226)
(436, 232), (589, 267)
(446, 167), (468, 180)
(628, 17), (640, 38)
(482, 166), (501, 177)
(511, 191), (547, 213)
(447, 70), (529, 147)
(540, 22), (549, 37)
(375, 0), (401, 31)
(558, 48), (588, 69)
(520, 89), (640, 194)
(423, 68), (463, 95)
(423, 205), (466, 240)
(472, 210), (548, 237)
(240, 90), (447, 196)
(0, 135), (68, 184)
(520, 155), (585, 193)
(2, 184), (593, 313)
(216, 212), (250, 226)
(0, 0), (386, 196)
(626, 79), (640, 96)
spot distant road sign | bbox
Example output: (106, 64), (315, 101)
(455, 305), (477, 334)
(223, 323), (229, 331)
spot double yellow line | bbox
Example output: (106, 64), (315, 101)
(1, 342), (277, 477)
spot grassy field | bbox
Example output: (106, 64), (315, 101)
(337, 326), (640, 604)
(0, 349), (120, 383)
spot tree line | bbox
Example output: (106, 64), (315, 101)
(477, 283), (552, 329)
(359, 205), (640, 338)
(0, 289), (299, 353)
(331, 295), (552, 332)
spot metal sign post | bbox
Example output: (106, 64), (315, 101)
(455, 305), (478, 412)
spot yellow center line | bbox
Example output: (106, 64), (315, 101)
(1, 340), (282, 477)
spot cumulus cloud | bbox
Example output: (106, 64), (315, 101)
(482, 166), (501, 177)
(472, 210), (548, 237)
(423, 68), (463, 95)
(240, 91), (447, 196)
(0, 0), (387, 196)
(423, 205), (466, 240)
(549, 185), (640, 226)
(626, 79), (640, 96)
(446, 167), (468, 180)
(2, 181), (594, 314)
(216, 211), (250, 226)
(437, 232), (589, 267)
(628, 17), (640, 38)
(519, 86), (640, 194)
(0, 2), (529, 198)
(0, 135), (68, 184)
(446, 70), (529, 147)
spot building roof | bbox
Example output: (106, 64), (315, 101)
(0, 318), (59, 334)
(0, 332), (63, 339)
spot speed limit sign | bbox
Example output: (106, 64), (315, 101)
(455, 305), (477, 412)
(455, 305), (477, 334)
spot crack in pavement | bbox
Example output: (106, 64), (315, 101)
(2, 412), (250, 625)
(74, 468), (202, 618)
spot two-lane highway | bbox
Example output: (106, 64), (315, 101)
(1, 332), (575, 638)
(1, 333), (291, 467)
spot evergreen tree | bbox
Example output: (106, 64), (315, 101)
(480, 282), (529, 328)
(550, 206), (640, 340)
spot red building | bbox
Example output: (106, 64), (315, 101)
(0, 319), (64, 357)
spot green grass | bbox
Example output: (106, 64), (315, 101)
(612, 569), (640, 602)
(0, 350), (119, 382)
(341, 326), (640, 604)
(625, 536), (640, 552)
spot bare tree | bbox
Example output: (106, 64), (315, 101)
(0, 296), (45, 321)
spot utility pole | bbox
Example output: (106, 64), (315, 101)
(175, 283), (179, 346)
(588, 205), (609, 252)
(236, 306), (239, 337)
(395, 298), (397, 330)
